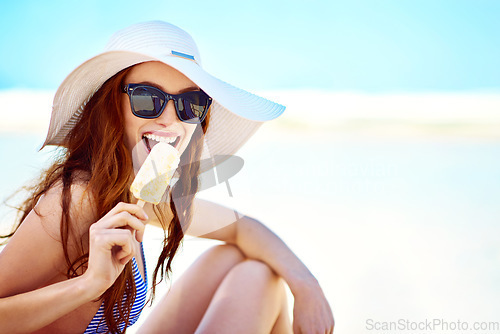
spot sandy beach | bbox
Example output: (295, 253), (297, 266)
(1, 89), (500, 332)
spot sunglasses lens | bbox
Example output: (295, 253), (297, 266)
(177, 92), (210, 123)
(131, 87), (165, 118)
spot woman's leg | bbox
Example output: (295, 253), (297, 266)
(271, 281), (292, 334)
(195, 259), (292, 334)
(137, 244), (291, 334)
(137, 244), (246, 333)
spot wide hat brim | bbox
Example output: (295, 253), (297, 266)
(43, 50), (285, 172)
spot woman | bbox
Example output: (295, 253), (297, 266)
(0, 21), (334, 333)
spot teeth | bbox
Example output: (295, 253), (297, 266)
(144, 133), (177, 144)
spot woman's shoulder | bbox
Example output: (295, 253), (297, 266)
(34, 174), (97, 240)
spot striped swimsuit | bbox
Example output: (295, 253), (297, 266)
(84, 243), (148, 333)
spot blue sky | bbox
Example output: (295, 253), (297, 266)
(1, 0), (499, 92)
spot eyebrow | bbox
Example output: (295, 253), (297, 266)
(136, 81), (200, 94)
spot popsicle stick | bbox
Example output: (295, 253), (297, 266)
(137, 200), (146, 208)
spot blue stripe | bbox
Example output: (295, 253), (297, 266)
(171, 50), (195, 61)
(84, 243), (148, 333)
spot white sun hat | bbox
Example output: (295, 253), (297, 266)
(42, 21), (285, 170)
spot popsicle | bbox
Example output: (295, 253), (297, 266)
(130, 142), (180, 207)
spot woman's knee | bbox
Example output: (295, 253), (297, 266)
(232, 259), (279, 284)
(202, 243), (246, 266)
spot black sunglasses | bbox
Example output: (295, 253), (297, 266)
(123, 83), (212, 123)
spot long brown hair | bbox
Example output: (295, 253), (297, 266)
(1, 64), (209, 333)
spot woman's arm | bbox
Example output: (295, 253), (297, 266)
(0, 184), (148, 333)
(0, 184), (98, 332)
(0, 275), (99, 333)
(186, 199), (316, 290)
(186, 198), (335, 333)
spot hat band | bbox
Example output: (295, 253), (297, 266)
(171, 50), (197, 63)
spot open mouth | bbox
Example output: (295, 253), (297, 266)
(142, 133), (180, 153)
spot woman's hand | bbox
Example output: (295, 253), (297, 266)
(292, 280), (334, 334)
(83, 202), (148, 294)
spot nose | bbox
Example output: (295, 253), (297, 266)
(156, 100), (180, 126)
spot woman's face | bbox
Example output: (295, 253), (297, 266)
(121, 61), (199, 164)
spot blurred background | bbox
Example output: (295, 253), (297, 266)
(1, 0), (500, 332)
